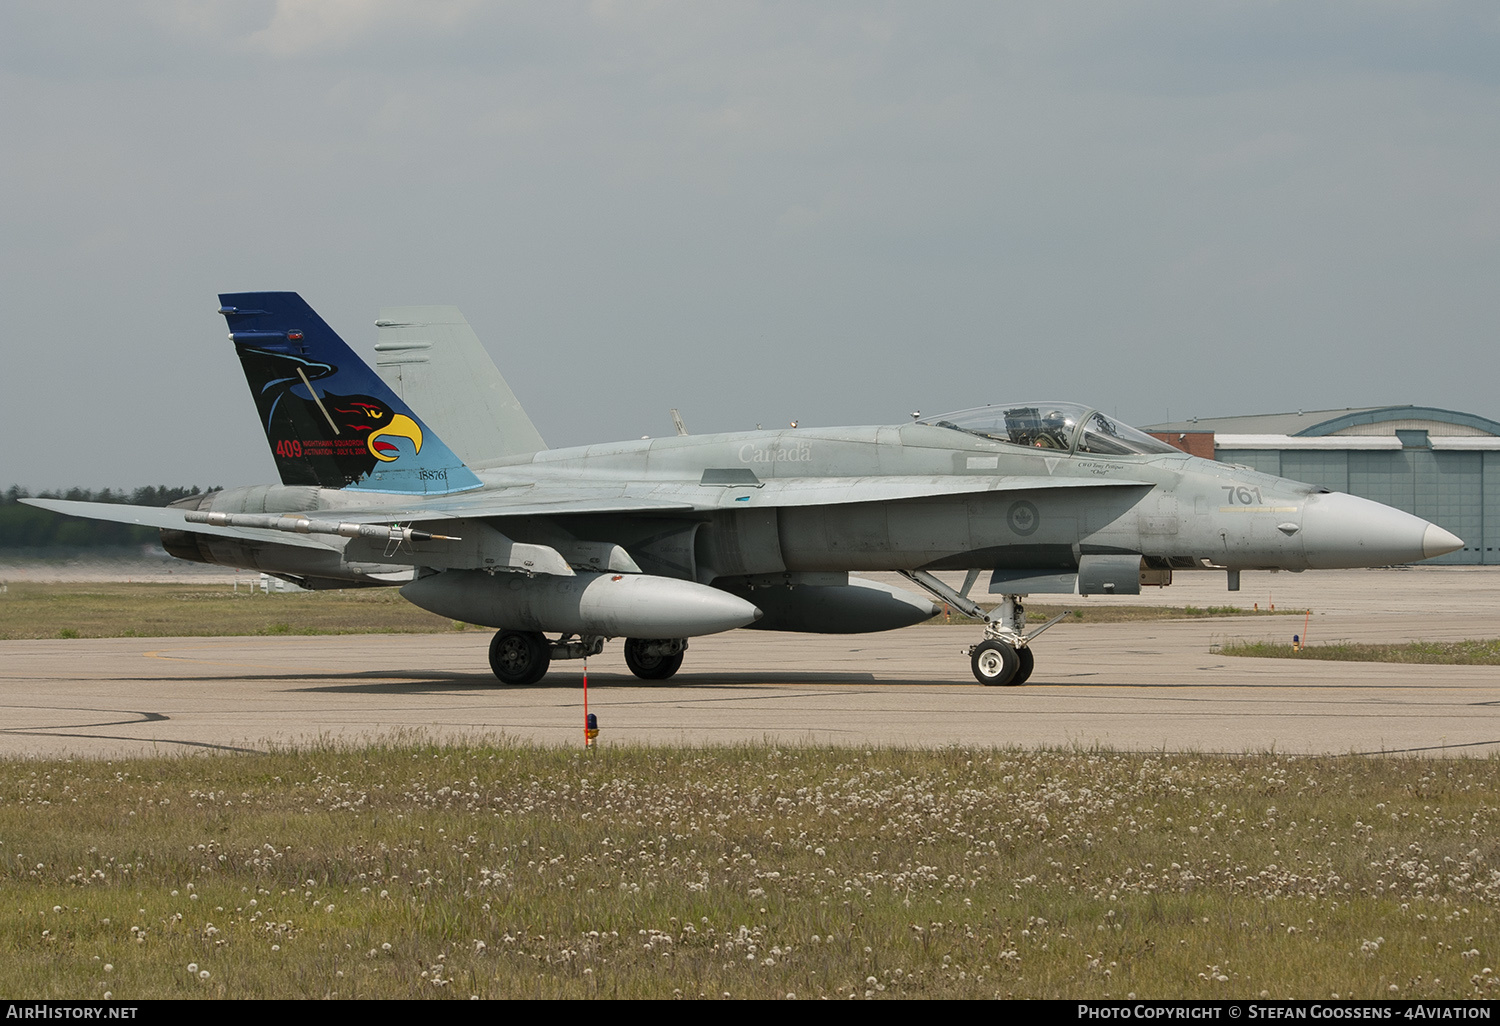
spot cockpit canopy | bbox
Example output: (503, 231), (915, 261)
(917, 402), (1180, 457)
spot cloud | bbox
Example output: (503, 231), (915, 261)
(243, 0), (482, 58)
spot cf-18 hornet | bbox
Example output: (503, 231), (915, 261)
(31, 293), (1464, 686)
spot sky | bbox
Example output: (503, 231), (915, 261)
(3, 1), (1498, 491)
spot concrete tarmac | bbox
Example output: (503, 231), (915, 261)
(2, 567), (1496, 759)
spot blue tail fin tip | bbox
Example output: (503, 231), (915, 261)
(219, 292), (482, 495)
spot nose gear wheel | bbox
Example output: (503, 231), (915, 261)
(1011, 645), (1035, 686)
(971, 639), (1019, 685)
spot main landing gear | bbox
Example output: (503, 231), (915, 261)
(488, 630), (552, 685)
(622, 638), (687, 680)
(487, 631), (687, 685)
(898, 570), (1068, 686)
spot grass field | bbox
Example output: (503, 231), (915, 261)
(947, 602), (1301, 625)
(0, 582), (1296, 641)
(1222, 639), (1500, 666)
(5, 741), (1500, 1000)
(0, 582), (457, 640)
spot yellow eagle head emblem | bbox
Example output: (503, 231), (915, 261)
(366, 414), (424, 462)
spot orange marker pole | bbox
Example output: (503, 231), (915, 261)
(1302, 610), (1311, 648)
(582, 658), (590, 748)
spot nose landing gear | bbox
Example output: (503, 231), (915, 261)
(899, 570), (1066, 686)
(966, 595), (1044, 686)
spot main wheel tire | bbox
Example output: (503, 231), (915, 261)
(1011, 646), (1035, 686)
(623, 638), (685, 681)
(971, 639), (1019, 685)
(489, 630), (551, 685)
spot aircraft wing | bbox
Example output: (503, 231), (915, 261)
(682, 474), (1150, 508)
(281, 493), (699, 524)
(26, 475), (1151, 573)
(202, 474), (1152, 525)
(22, 498), (340, 550)
(27, 476), (1145, 535)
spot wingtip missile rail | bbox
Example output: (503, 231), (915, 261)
(183, 510), (460, 544)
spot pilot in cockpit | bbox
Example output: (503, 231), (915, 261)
(1032, 409), (1071, 449)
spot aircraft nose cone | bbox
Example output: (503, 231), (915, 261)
(1423, 524), (1464, 559)
(1302, 492), (1462, 569)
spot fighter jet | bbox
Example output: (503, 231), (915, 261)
(29, 292), (1464, 686)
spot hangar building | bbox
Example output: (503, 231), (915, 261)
(1145, 406), (1500, 565)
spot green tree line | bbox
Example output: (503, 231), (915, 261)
(0, 485), (220, 548)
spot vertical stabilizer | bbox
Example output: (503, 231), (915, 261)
(219, 292), (482, 495)
(374, 307), (547, 465)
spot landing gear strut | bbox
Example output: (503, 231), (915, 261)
(898, 570), (1066, 686)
